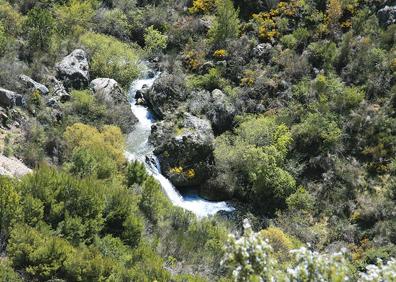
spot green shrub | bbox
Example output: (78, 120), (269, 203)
(0, 176), (22, 239)
(23, 8), (55, 53)
(215, 116), (296, 212)
(126, 160), (149, 186)
(80, 32), (141, 86)
(280, 34), (297, 49)
(144, 25), (167, 55)
(208, 0), (240, 48)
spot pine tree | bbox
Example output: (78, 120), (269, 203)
(208, 0), (240, 48)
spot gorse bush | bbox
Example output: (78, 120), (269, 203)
(80, 32), (141, 86)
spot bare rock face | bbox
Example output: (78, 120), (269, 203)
(0, 154), (31, 177)
(143, 72), (187, 118)
(0, 87), (25, 108)
(378, 5), (396, 26)
(150, 113), (215, 188)
(19, 75), (49, 95)
(90, 78), (138, 133)
(90, 78), (127, 104)
(56, 49), (89, 90)
(188, 89), (235, 134)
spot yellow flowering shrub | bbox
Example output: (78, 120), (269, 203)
(252, 0), (303, 41)
(170, 166), (183, 174)
(188, 0), (216, 14)
(213, 49), (228, 59)
(186, 169), (196, 178)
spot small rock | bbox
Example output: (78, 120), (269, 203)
(60, 93), (71, 102)
(19, 74), (49, 95)
(252, 43), (273, 60)
(56, 49), (89, 89)
(147, 70), (155, 79)
(198, 61), (215, 74)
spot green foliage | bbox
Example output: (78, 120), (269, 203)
(292, 112), (341, 155)
(0, 176), (22, 239)
(0, 2), (23, 36)
(0, 259), (21, 282)
(215, 116), (296, 212)
(140, 176), (172, 223)
(55, 0), (96, 37)
(0, 23), (8, 56)
(208, 0), (240, 48)
(187, 68), (228, 91)
(23, 8), (55, 53)
(64, 123), (125, 179)
(80, 32), (141, 86)
(126, 160), (149, 186)
(144, 25), (167, 55)
(286, 186), (314, 212)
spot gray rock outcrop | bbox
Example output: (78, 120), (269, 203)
(150, 113), (215, 188)
(56, 49), (89, 89)
(188, 89), (235, 133)
(90, 78), (138, 132)
(0, 154), (31, 177)
(0, 88), (24, 108)
(378, 5), (396, 26)
(143, 72), (187, 118)
(19, 75), (49, 95)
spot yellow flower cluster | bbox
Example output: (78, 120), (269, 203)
(252, 0), (303, 41)
(213, 49), (228, 59)
(169, 166), (196, 179)
(169, 166), (183, 174)
(188, 0), (216, 14)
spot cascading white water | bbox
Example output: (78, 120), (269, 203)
(125, 68), (234, 217)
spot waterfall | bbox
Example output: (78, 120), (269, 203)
(125, 67), (234, 217)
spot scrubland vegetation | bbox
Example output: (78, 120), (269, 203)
(0, 0), (395, 280)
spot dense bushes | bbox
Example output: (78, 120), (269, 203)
(215, 115), (296, 213)
(80, 32), (141, 86)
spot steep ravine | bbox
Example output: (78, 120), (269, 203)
(124, 67), (234, 217)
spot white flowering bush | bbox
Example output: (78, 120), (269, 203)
(359, 258), (396, 282)
(286, 246), (350, 282)
(223, 219), (396, 282)
(222, 219), (277, 282)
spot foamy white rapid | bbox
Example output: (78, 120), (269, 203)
(125, 67), (234, 217)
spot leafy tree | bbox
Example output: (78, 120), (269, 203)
(208, 0), (240, 48)
(23, 8), (55, 52)
(64, 123), (125, 179)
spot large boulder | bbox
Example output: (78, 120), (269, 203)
(19, 75), (49, 95)
(150, 113), (215, 188)
(143, 72), (187, 118)
(90, 78), (138, 132)
(0, 155), (31, 177)
(378, 5), (396, 26)
(0, 88), (24, 108)
(188, 89), (235, 134)
(56, 49), (89, 89)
